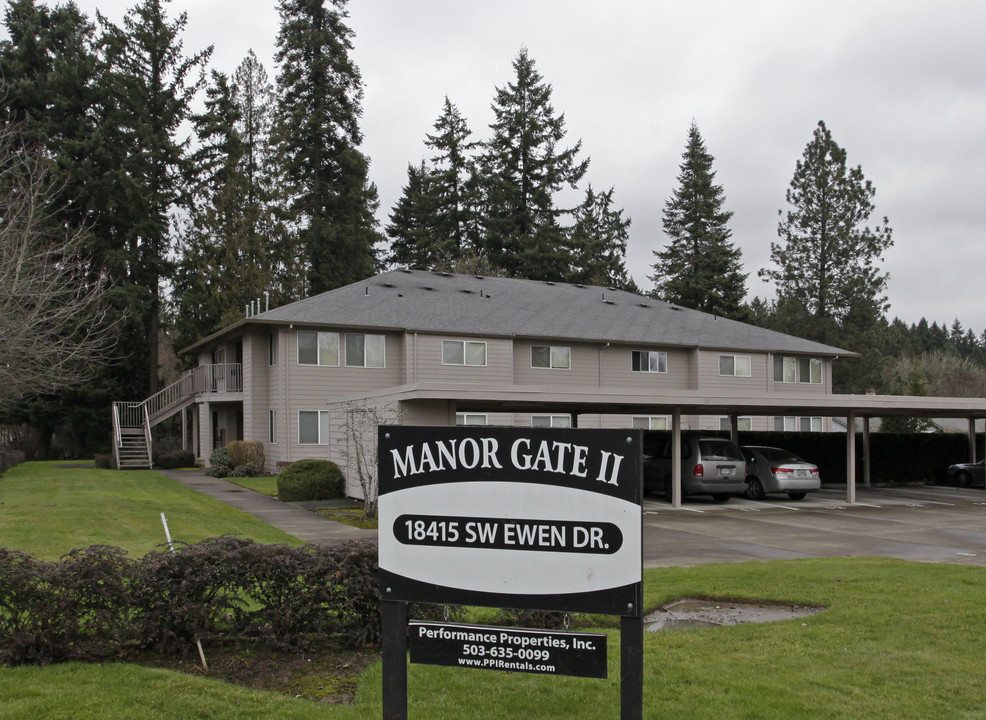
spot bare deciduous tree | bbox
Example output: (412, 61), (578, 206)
(0, 125), (115, 413)
(337, 400), (404, 519)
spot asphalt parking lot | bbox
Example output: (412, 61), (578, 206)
(641, 485), (986, 568)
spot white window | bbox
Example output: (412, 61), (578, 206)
(346, 333), (386, 368)
(531, 345), (571, 369)
(443, 340), (487, 366)
(268, 410), (278, 444)
(269, 333), (278, 366)
(774, 416), (823, 432)
(632, 416), (669, 430)
(773, 356), (823, 384)
(531, 415), (572, 428)
(456, 412), (488, 426)
(297, 331), (339, 366)
(719, 417), (753, 431)
(298, 410), (330, 444)
(631, 350), (668, 373)
(719, 354), (751, 377)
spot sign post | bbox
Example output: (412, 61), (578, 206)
(378, 426), (643, 719)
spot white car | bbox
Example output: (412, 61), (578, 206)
(741, 445), (820, 500)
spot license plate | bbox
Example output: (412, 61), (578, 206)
(796, 470), (806, 477)
(720, 467), (732, 476)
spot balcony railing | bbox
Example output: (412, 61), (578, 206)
(142, 363), (243, 423)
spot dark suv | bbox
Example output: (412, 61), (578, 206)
(644, 436), (747, 501)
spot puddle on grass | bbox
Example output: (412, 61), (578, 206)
(645, 599), (824, 632)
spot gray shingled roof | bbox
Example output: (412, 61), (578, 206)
(241, 269), (851, 356)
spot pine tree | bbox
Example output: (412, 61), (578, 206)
(99, 0), (212, 394)
(760, 120), (893, 327)
(479, 48), (589, 280)
(273, 0), (381, 295)
(385, 160), (439, 269)
(567, 185), (633, 288)
(651, 121), (747, 318)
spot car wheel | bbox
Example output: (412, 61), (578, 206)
(745, 477), (765, 500)
(711, 493), (731, 503)
(957, 471), (971, 488)
(787, 492), (807, 500)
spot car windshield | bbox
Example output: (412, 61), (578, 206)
(698, 440), (742, 461)
(756, 447), (804, 464)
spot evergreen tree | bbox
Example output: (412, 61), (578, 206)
(760, 120), (893, 327)
(424, 97), (481, 260)
(385, 160), (439, 269)
(651, 121), (747, 318)
(567, 185), (633, 288)
(479, 48), (589, 280)
(174, 53), (298, 348)
(273, 0), (381, 294)
(99, 0), (212, 394)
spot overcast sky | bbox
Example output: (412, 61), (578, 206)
(58, 0), (986, 333)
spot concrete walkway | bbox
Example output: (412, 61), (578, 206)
(158, 468), (378, 546)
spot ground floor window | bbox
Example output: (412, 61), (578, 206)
(632, 416), (669, 430)
(531, 414), (572, 428)
(774, 416), (823, 432)
(719, 417), (753, 431)
(299, 410), (330, 444)
(456, 412), (488, 426)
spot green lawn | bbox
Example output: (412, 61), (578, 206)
(226, 475), (279, 496)
(0, 461), (300, 559)
(2, 462), (985, 718)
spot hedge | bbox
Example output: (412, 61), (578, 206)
(0, 538), (379, 666)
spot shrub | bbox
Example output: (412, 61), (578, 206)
(276, 459), (344, 502)
(153, 449), (195, 469)
(93, 453), (113, 470)
(226, 441), (265, 469)
(229, 460), (265, 477)
(205, 446), (232, 478)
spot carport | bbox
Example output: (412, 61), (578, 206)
(379, 384), (986, 508)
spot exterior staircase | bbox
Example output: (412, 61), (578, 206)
(112, 363), (242, 469)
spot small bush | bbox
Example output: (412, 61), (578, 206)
(153, 449), (195, 469)
(276, 459), (344, 502)
(93, 454), (114, 470)
(205, 446), (232, 478)
(229, 461), (265, 477)
(226, 441), (265, 469)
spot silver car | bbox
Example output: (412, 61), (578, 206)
(644, 436), (748, 502)
(741, 445), (820, 500)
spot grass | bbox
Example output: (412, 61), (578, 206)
(225, 475), (279, 496)
(2, 462), (986, 718)
(2, 558), (985, 718)
(315, 507), (378, 529)
(0, 461), (301, 559)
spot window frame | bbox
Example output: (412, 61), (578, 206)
(718, 354), (752, 377)
(297, 331), (340, 367)
(345, 333), (386, 368)
(531, 414), (572, 428)
(298, 410), (330, 445)
(632, 416), (669, 430)
(531, 345), (571, 370)
(631, 350), (668, 374)
(773, 355), (823, 384)
(442, 340), (488, 367)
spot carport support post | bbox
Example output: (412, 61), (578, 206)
(672, 406), (682, 508)
(969, 418), (977, 463)
(862, 417), (871, 488)
(847, 410), (857, 504)
(729, 414), (739, 445)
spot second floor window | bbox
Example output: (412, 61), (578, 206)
(531, 345), (570, 369)
(443, 340), (487, 366)
(774, 356), (823, 384)
(297, 331), (339, 366)
(346, 333), (386, 368)
(632, 350), (667, 373)
(269, 333), (278, 366)
(719, 354), (751, 377)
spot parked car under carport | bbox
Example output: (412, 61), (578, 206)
(941, 459), (986, 488)
(741, 445), (821, 500)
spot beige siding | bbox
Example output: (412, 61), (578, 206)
(512, 340), (600, 388)
(695, 349), (770, 393)
(598, 345), (697, 391)
(412, 335), (513, 386)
